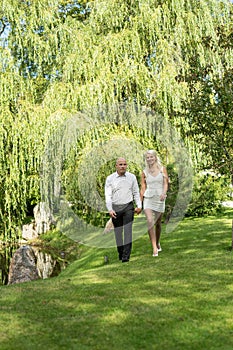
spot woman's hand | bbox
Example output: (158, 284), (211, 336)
(134, 207), (142, 215)
(160, 193), (167, 201)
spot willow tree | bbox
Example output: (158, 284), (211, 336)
(0, 0), (232, 239)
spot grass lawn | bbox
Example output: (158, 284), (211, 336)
(0, 210), (233, 350)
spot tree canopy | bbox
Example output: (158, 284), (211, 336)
(0, 0), (232, 239)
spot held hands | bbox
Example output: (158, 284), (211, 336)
(134, 207), (142, 215)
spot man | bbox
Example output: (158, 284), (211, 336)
(105, 157), (142, 262)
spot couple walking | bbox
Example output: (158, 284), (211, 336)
(104, 150), (169, 262)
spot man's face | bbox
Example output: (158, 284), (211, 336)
(116, 158), (127, 176)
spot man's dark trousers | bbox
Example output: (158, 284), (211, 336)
(112, 202), (134, 261)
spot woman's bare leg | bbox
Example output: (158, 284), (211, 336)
(155, 213), (162, 249)
(144, 209), (157, 255)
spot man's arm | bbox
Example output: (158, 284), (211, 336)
(132, 175), (142, 214)
(105, 176), (113, 212)
(105, 176), (117, 218)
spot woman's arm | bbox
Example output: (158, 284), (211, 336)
(140, 172), (146, 202)
(162, 167), (169, 195)
(160, 166), (169, 201)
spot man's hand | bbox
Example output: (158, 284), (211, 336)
(134, 208), (142, 215)
(109, 210), (117, 219)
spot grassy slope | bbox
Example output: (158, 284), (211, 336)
(0, 210), (232, 350)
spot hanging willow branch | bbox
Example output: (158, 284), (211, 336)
(0, 0), (232, 240)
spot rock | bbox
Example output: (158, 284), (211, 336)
(22, 202), (56, 241)
(8, 245), (39, 285)
(34, 249), (60, 279)
(33, 202), (55, 234)
(22, 222), (38, 240)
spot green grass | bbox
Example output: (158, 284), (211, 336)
(0, 210), (233, 350)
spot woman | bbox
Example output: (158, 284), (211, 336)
(140, 150), (169, 257)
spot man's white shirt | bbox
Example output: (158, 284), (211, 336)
(105, 171), (142, 211)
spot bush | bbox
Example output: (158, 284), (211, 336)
(185, 171), (230, 217)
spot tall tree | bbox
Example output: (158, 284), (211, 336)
(171, 4), (233, 183)
(0, 0), (232, 238)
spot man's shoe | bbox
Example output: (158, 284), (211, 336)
(122, 259), (129, 263)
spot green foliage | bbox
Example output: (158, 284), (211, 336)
(34, 229), (80, 261)
(0, 0), (233, 240)
(164, 166), (231, 220)
(186, 171), (230, 217)
(164, 163), (179, 222)
(171, 6), (233, 178)
(2, 0), (232, 111)
(0, 245), (18, 285)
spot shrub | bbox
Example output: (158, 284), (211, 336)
(185, 171), (230, 217)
